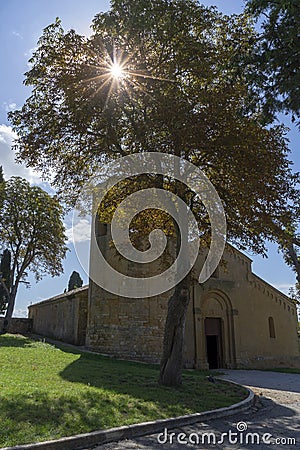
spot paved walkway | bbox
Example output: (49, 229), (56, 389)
(85, 370), (300, 449)
(221, 369), (300, 404)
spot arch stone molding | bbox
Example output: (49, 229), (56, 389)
(193, 288), (237, 369)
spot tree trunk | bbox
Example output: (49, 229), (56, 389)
(159, 169), (191, 387)
(159, 275), (190, 386)
(1, 290), (16, 334)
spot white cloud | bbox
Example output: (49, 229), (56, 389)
(24, 46), (38, 58)
(13, 309), (28, 318)
(24, 47), (38, 69)
(273, 283), (294, 289)
(66, 218), (91, 244)
(273, 283), (294, 296)
(12, 30), (23, 40)
(3, 102), (17, 112)
(0, 124), (42, 184)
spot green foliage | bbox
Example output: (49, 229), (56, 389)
(8, 1), (299, 256)
(245, 0), (300, 126)
(288, 285), (300, 305)
(68, 270), (83, 291)
(0, 250), (11, 314)
(0, 334), (247, 447)
(0, 177), (68, 322)
(0, 177), (67, 282)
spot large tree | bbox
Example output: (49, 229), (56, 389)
(245, 0), (300, 127)
(0, 177), (67, 333)
(9, 0), (299, 385)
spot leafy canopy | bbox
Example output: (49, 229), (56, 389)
(0, 177), (68, 292)
(245, 0), (300, 126)
(8, 0), (299, 255)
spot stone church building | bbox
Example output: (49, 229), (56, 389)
(29, 224), (300, 370)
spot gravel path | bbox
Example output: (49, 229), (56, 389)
(86, 370), (300, 450)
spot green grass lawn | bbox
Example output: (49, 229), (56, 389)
(264, 368), (300, 374)
(0, 334), (247, 447)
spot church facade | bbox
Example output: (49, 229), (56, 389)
(29, 224), (300, 369)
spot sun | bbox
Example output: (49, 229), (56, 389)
(110, 62), (124, 79)
(81, 47), (173, 109)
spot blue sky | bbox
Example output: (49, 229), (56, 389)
(0, 0), (299, 316)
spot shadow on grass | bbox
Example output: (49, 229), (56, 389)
(0, 335), (245, 414)
(0, 390), (131, 447)
(0, 334), (33, 348)
(59, 352), (247, 415)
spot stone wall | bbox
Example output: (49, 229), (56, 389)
(0, 317), (32, 334)
(28, 286), (88, 345)
(86, 222), (174, 363)
(87, 230), (300, 369)
(86, 282), (170, 363)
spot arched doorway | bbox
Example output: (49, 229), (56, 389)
(203, 291), (236, 369)
(205, 317), (223, 369)
(192, 289), (236, 369)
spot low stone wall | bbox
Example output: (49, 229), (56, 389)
(0, 317), (32, 334)
(28, 286), (88, 345)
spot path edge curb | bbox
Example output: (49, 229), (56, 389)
(1, 383), (255, 450)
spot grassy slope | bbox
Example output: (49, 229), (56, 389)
(0, 334), (247, 447)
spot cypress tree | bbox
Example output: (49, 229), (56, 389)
(68, 271), (83, 291)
